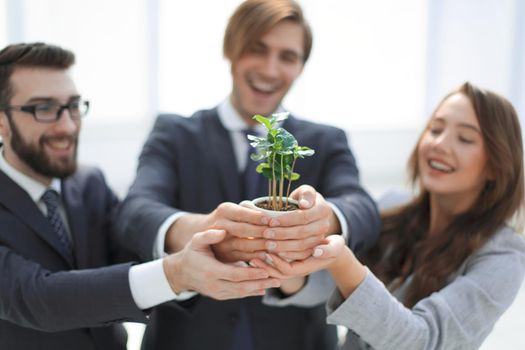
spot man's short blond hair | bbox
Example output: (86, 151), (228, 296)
(223, 0), (313, 64)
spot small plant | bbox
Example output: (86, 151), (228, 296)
(247, 112), (315, 211)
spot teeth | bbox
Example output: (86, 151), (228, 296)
(47, 139), (72, 150)
(249, 76), (278, 93)
(429, 160), (453, 173)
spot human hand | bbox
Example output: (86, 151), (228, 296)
(163, 229), (281, 300)
(256, 185), (342, 261)
(207, 202), (272, 262)
(249, 234), (347, 279)
(211, 231), (267, 263)
(165, 202), (270, 258)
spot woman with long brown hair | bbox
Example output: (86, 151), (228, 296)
(253, 82), (525, 349)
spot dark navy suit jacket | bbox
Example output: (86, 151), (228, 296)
(0, 165), (146, 350)
(116, 109), (381, 350)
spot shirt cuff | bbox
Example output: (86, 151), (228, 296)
(153, 211), (189, 258)
(128, 259), (198, 309)
(327, 201), (350, 243)
(128, 259), (177, 309)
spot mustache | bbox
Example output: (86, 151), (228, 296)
(40, 133), (78, 144)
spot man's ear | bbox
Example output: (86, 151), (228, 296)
(0, 112), (10, 139)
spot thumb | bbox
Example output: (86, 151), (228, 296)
(239, 200), (256, 209)
(191, 229), (227, 248)
(292, 185), (316, 209)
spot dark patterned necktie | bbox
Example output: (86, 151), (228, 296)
(41, 189), (73, 260)
(243, 129), (261, 200)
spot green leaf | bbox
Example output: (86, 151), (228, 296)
(290, 172), (300, 181)
(250, 153), (266, 161)
(253, 114), (272, 130)
(296, 146), (315, 158)
(269, 112), (290, 125)
(275, 129), (297, 151)
(247, 134), (264, 142)
(261, 167), (274, 180)
(250, 140), (272, 149)
(256, 163), (270, 173)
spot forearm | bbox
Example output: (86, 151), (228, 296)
(328, 247), (367, 298)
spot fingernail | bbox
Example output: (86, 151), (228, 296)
(249, 261), (258, 268)
(300, 199), (310, 207)
(265, 253), (273, 265)
(269, 219), (280, 227)
(267, 241), (277, 251)
(261, 217), (269, 225)
(313, 248), (323, 257)
(278, 252), (287, 258)
(264, 229), (275, 239)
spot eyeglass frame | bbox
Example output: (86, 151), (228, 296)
(0, 99), (90, 123)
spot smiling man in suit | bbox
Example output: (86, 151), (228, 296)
(115, 1), (381, 349)
(0, 42), (280, 350)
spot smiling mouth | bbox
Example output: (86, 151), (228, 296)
(248, 77), (280, 94)
(429, 160), (454, 173)
(44, 136), (76, 151)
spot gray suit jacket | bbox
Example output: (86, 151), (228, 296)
(0, 165), (147, 350)
(116, 109), (381, 350)
(327, 225), (525, 350)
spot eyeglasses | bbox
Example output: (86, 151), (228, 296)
(0, 100), (90, 123)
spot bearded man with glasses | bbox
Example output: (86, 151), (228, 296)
(0, 42), (280, 350)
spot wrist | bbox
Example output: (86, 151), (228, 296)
(166, 214), (206, 253)
(279, 276), (306, 296)
(328, 211), (342, 236)
(162, 253), (185, 294)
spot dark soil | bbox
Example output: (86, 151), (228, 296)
(255, 199), (299, 211)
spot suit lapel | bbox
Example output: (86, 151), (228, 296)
(204, 110), (243, 202)
(62, 176), (88, 268)
(0, 171), (74, 267)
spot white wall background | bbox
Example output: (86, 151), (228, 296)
(1, 1), (524, 349)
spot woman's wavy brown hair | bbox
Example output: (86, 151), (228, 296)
(366, 82), (524, 307)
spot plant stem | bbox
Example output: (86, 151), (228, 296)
(279, 155), (284, 210)
(272, 153), (277, 210)
(285, 157), (297, 208)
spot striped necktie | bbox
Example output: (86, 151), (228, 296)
(41, 189), (73, 260)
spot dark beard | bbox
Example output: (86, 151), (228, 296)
(9, 118), (78, 179)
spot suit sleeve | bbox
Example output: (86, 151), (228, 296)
(115, 116), (182, 260)
(326, 229), (525, 350)
(0, 245), (147, 331)
(321, 128), (380, 253)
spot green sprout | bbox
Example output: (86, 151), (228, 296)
(247, 112), (315, 211)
